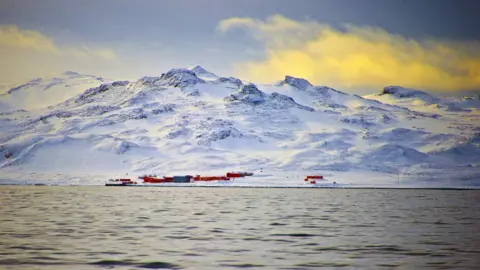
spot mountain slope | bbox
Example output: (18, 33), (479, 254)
(0, 72), (105, 112)
(364, 86), (480, 112)
(0, 67), (478, 186)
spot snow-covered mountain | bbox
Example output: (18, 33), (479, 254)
(0, 67), (478, 186)
(365, 86), (480, 112)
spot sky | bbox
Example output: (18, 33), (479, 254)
(0, 0), (479, 94)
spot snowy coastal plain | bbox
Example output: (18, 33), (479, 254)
(0, 66), (478, 187)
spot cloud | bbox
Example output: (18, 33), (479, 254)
(0, 25), (119, 81)
(0, 25), (240, 83)
(218, 14), (322, 48)
(219, 15), (480, 92)
(0, 25), (117, 59)
(0, 25), (57, 52)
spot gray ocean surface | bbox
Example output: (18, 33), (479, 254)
(0, 186), (479, 269)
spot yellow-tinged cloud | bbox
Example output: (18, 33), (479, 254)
(0, 25), (57, 52)
(219, 15), (480, 91)
(0, 25), (116, 59)
(0, 25), (119, 81)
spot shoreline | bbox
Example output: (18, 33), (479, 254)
(1, 183), (479, 190)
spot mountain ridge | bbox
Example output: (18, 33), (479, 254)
(0, 67), (478, 186)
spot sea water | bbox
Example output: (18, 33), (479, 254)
(0, 186), (479, 269)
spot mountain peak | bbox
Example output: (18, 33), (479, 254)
(283, 76), (312, 90)
(381, 86), (441, 104)
(188, 65), (218, 78)
(58, 70), (99, 79)
(382, 86), (427, 98)
(62, 70), (81, 76)
(189, 65), (208, 73)
(158, 68), (205, 89)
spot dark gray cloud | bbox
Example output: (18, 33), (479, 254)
(1, 0), (478, 41)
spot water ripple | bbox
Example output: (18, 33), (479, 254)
(89, 259), (181, 269)
(0, 187), (479, 269)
